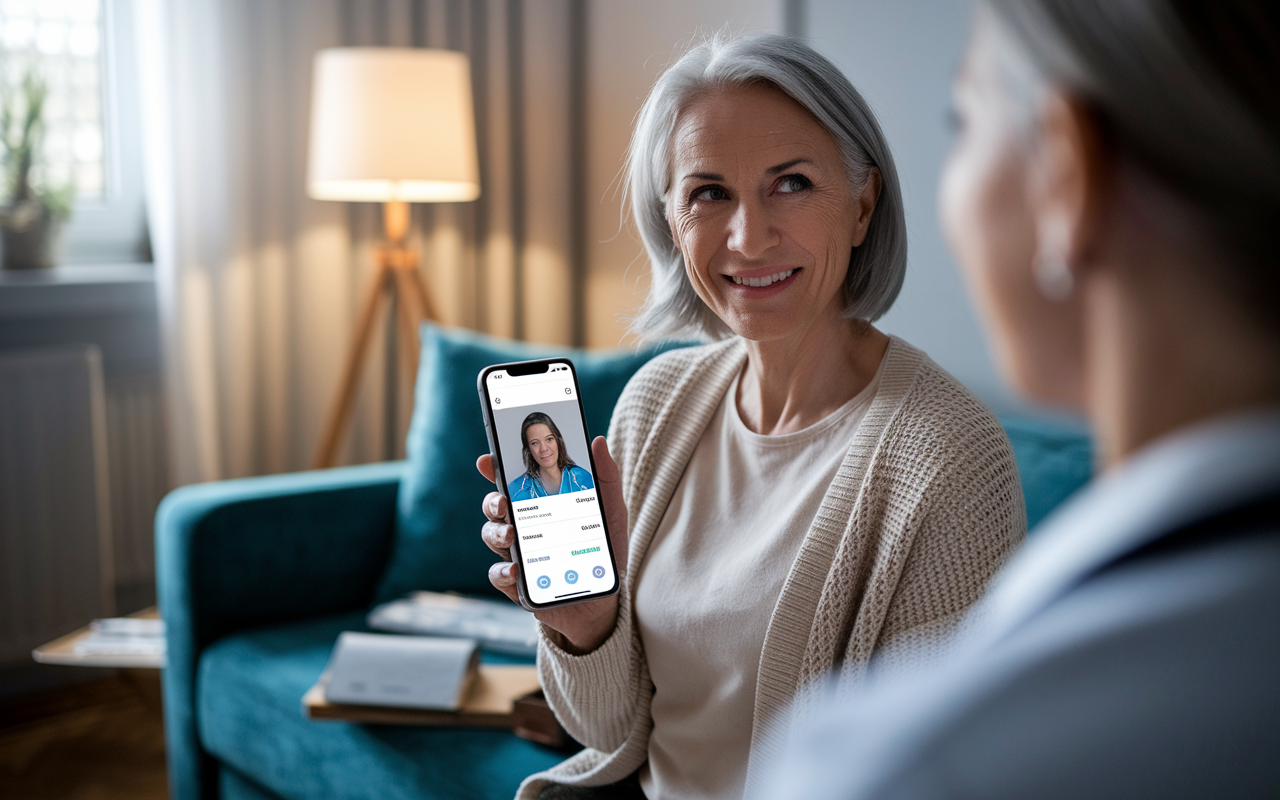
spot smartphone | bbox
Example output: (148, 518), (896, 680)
(478, 358), (620, 610)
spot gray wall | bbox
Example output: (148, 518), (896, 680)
(801, 0), (1024, 413)
(585, 0), (784, 347)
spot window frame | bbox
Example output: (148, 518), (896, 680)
(55, 0), (149, 264)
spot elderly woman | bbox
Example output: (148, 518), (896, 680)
(757, 2), (1280, 798)
(478, 34), (1025, 800)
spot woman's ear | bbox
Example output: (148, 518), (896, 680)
(851, 168), (882, 247)
(1026, 91), (1111, 298)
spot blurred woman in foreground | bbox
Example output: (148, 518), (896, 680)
(758, 2), (1280, 797)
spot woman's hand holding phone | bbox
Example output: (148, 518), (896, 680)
(477, 435), (629, 655)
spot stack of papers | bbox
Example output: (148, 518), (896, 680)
(367, 591), (538, 657)
(73, 617), (167, 658)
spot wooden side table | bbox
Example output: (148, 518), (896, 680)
(31, 607), (164, 670)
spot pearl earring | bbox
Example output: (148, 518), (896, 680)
(1034, 250), (1074, 302)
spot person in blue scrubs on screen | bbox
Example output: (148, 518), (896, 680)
(508, 411), (594, 500)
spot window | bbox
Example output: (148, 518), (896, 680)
(0, 0), (105, 199)
(0, 0), (148, 264)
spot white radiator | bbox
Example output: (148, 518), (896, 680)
(0, 346), (115, 665)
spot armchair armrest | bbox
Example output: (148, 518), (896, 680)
(155, 460), (403, 800)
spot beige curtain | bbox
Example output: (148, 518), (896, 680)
(137, 0), (587, 485)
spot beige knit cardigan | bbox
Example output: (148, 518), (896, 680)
(518, 336), (1025, 799)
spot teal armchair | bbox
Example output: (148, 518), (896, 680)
(156, 326), (682, 799)
(157, 462), (406, 799)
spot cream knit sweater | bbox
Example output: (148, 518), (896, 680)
(519, 336), (1025, 799)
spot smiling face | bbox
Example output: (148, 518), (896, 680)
(666, 82), (876, 343)
(526, 423), (559, 470)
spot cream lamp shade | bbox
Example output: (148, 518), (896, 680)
(307, 47), (480, 203)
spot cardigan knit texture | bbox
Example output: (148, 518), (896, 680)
(518, 336), (1026, 799)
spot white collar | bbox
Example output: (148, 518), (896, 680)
(972, 407), (1280, 645)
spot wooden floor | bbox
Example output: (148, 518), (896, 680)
(0, 671), (168, 799)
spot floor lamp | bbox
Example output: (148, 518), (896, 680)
(307, 47), (480, 469)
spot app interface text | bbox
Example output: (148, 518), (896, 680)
(486, 364), (615, 605)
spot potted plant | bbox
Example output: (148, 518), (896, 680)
(0, 71), (74, 270)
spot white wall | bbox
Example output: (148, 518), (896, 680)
(802, 0), (1023, 411)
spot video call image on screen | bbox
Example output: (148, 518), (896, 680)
(486, 365), (615, 605)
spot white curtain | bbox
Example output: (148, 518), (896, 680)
(135, 0), (586, 486)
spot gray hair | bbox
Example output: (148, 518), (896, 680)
(978, 0), (1280, 334)
(625, 33), (907, 342)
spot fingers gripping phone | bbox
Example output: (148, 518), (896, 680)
(478, 358), (620, 610)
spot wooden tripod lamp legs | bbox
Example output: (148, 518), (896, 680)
(311, 201), (438, 469)
(390, 260), (424, 384)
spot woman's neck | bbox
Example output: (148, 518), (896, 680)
(737, 314), (889, 435)
(539, 464), (563, 491)
(1083, 250), (1280, 470)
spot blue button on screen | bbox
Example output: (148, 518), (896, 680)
(536, 575), (551, 589)
(592, 565), (606, 579)
(564, 570), (579, 585)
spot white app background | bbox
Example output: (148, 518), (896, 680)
(486, 365), (616, 604)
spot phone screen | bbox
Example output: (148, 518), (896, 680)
(481, 361), (618, 607)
